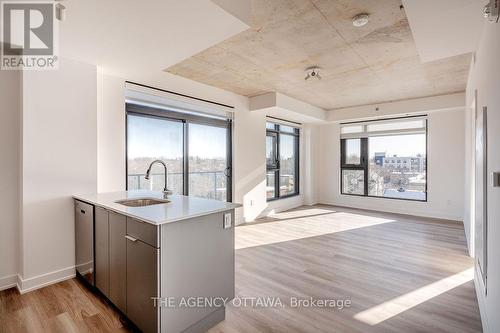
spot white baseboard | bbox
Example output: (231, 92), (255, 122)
(474, 266), (490, 333)
(17, 266), (76, 294)
(259, 195), (304, 219)
(318, 200), (463, 223)
(0, 274), (19, 291)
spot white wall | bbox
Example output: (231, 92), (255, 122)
(232, 103), (268, 222)
(19, 58), (97, 291)
(318, 109), (465, 221)
(302, 124), (321, 206)
(97, 73), (126, 192)
(0, 70), (21, 290)
(465, 21), (500, 333)
(327, 92), (465, 121)
(464, 72), (476, 255)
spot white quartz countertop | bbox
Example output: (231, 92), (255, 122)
(73, 191), (241, 225)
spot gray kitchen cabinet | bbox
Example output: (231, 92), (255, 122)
(126, 235), (159, 333)
(75, 197), (236, 333)
(109, 211), (127, 313)
(95, 207), (109, 297)
(161, 211), (234, 333)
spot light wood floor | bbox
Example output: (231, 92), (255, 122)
(0, 205), (482, 333)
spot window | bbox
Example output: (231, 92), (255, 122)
(345, 138), (362, 165)
(127, 114), (184, 194)
(340, 117), (427, 201)
(342, 169), (365, 195)
(341, 138), (367, 195)
(266, 132), (278, 168)
(188, 123), (230, 201)
(266, 122), (299, 200)
(127, 103), (232, 202)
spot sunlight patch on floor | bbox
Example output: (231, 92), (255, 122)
(235, 210), (395, 250)
(353, 268), (474, 325)
(266, 208), (338, 220)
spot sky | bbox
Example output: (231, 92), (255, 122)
(368, 134), (426, 157)
(127, 115), (227, 159)
(279, 134), (295, 159)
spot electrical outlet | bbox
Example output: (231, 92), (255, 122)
(492, 172), (500, 187)
(223, 213), (232, 229)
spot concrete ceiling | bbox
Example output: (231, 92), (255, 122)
(165, 0), (471, 110)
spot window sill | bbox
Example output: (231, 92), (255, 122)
(340, 193), (427, 203)
(266, 193), (300, 202)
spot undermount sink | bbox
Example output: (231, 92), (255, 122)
(115, 198), (170, 207)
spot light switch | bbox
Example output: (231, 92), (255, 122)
(223, 213), (232, 229)
(493, 172), (500, 187)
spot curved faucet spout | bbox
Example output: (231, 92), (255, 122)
(145, 160), (173, 198)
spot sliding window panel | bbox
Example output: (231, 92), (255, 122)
(279, 134), (298, 196)
(188, 123), (229, 201)
(127, 114), (184, 194)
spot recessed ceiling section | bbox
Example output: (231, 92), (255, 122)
(402, 0), (484, 62)
(250, 92), (326, 123)
(59, 0), (250, 78)
(166, 0), (471, 110)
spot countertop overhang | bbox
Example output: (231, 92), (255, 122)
(74, 191), (241, 225)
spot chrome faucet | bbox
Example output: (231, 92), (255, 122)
(144, 160), (173, 199)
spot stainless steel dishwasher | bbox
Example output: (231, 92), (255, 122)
(75, 200), (95, 286)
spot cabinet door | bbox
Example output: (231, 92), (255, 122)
(109, 212), (127, 313)
(126, 237), (159, 333)
(161, 211), (234, 332)
(95, 207), (109, 297)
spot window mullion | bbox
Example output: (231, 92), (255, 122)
(362, 137), (368, 196)
(276, 131), (280, 199)
(183, 120), (189, 196)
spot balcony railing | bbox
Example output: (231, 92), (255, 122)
(128, 171), (226, 201)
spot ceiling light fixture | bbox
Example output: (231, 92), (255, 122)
(305, 66), (321, 81)
(352, 13), (370, 27)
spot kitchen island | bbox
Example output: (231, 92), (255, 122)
(74, 191), (240, 333)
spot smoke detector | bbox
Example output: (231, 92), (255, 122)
(352, 13), (370, 27)
(305, 66), (322, 81)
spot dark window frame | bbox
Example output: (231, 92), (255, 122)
(340, 138), (368, 197)
(125, 102), (233, 202)
(340, 118), (428, 202)
(266, 123), (300, 201)
(266, 131), (279, 170)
